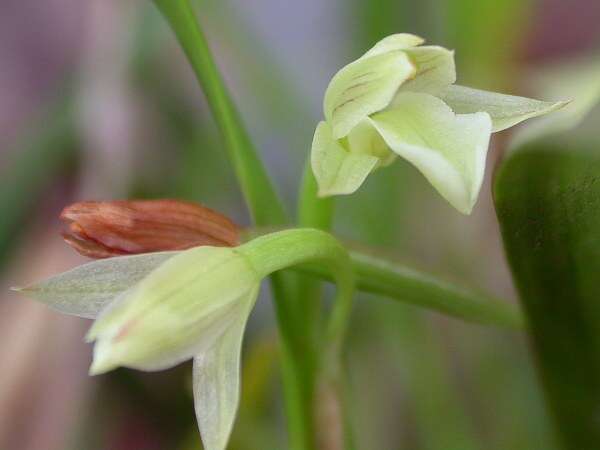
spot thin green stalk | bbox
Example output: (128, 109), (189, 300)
(297, 162), (358, 450)
(150, 2), (312, 448)
(298, 247), (524, 329)
(296, 161), (334, 366)
(298, 165), (334, 230)
(242, 227), (356, 450)
(152, 0), (286, 226)
(241, 228), (355, 354)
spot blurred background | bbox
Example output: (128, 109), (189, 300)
(1, 0), (599, 449)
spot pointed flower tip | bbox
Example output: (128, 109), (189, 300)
(317, 185), (356, 198)
(60, 199), (240, 259)
(317, 188), (333, 198)
(10, 284), (40, 295)
(458, 204), (474, 215)
(89, 351), (119, 375)
(553, 99), (572, 111)
(85, 319), (107, 343)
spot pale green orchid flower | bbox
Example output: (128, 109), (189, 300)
(312, 33), (568, 214)
(14, 228), (353, 450)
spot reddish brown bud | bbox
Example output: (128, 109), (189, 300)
(60, 199), (240, 259)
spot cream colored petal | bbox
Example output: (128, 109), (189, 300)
(193, 287), (257, 450)
(439, 84), (569, 132)
(370, 92), (492, 214)
(88, 246), (260, 374)
(398, 45), (456, 95)
(360, 33), (425, 59)
(347, 119), (396, 167)
(324, 51), (416, 139)
(311, 121), (380, 197)
(12, 252), (177, 319)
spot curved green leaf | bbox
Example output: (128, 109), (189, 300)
(495, 138), (600, 450)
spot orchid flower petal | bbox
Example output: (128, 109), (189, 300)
(324, 51), (415, 139)
(193, 287), (257, 450)
(370, 92), (492, 214)
(311, 121), (380, 197)
(360, 33), (425, 59)
(399, 45), (456, 95)
(88, 246), (259, 374)
(439, 84), (569, 132)
(347, 119), (396, 167)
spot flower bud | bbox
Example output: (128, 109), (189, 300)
(60, 199), (240, 258)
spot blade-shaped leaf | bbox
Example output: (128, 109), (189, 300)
(193, 288), (257, 450)
(371, 92), (492, 214)
(13, 252), (177, 319)
(311, 121), (380, 196)
(438, 84), (568, 132)
(495, 137), (600, 450)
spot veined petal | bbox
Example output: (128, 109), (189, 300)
(311, 121), (380, 197)
(370, 92), (492, 214)
(193, 287), (257, 450)
(438, 84), (569, 132)
(324, 51), (416, 139)
(360, 33), (425, 59)
(398, 46), (456, 95)
(12, 252), (177, 319)
(88, 246), (260, 374)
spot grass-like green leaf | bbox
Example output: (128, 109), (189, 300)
(495, 138), (600, 450)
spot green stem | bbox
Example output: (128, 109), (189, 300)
(299, 247), (524, 329)
(242, 227), (356, 450)
(241, 228), (355, 351)
(152, 0), (286, 226)
(296, 160), (334, 379)
(151, 1), (314, 448)
(154, 0), (313, 450)
(298, 163), (334, 230)
(297, 162), (359, 450)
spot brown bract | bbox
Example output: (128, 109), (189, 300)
(60, 200), (240, 259)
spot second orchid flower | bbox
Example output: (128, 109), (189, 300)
(311, 33), (568, 214)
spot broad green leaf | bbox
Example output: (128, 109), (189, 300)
(371, 92), (492, 214)
(399, 46), (456, 95)
(495, 138), (600, 450)
(88, 246), (260, 374)
(439, 84), (568, 132)
(360, 33), (425, 59)
(13, 252), (176, 319)
(193, 287), (257, 450)
(311, 121), (380, 197)
(323, 51), (415, 139)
